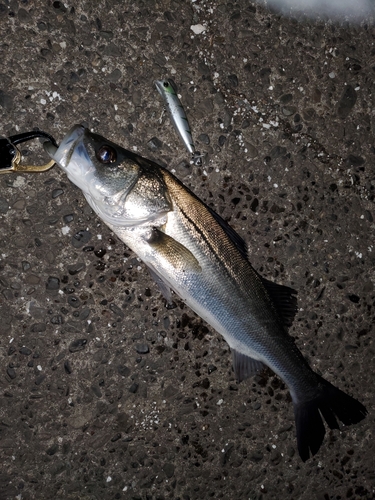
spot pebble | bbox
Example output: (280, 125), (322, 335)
(12, 199), (26, 210)
(91, 385), (102, 398)
(64, 360), (72, 374)
(221, 444), (234, 466)
(52, 1), (67, 12)
(46, 276), (60, 290)
(282, 106), (297, 116)
(198, 133), (210, 145)
(117, 364), (130, 377)
(135, 343), (149, 354)
(0, 196), (10, 214)
(69, 338), (87, 353)
(25, 274), (40, 285)
(94, 248), (106, 258)
(35, 374), (46, 385)
(44, 215), (59, 225)
(218, 135), (226, 147)
(67, 296), (81, 308)
(147, 137), (163, 151)
(243, 142), (258, 158)
(19, 347), (32, 356)
(250, 450), (264, 462)
(51, 315), (64, 325)
(0, 90), (13, 111)
(286, 446), (295, 458)
(30, 323), (46, 332)
(302, 108), (316, 121)
(46, 443), (58, 456)
(22, 261), (31, 271)
(103, 43), (121, 57)
(129, 382), (139, 393)
(100, 30), (114, 40)
(190, 24), (206, 34)
(227, 74), (239, 87)
(51, 188), (64, 199)
(280, 93), (293, 104)
(163, 385), (179, 398)
(7, 366), (16, 379)
(63, 214), (74, 223)
(67, 262), (85, 275)
(109, 303), (124, 318)
(346, 155), (365, 167)
(2, 288), (13, 299)
(175, 160), (191, 177)
(163, 463), (175, 478)
(79, 308), (90, 320)
(71, 230), (92, 249)
(270, 146), (287, 159)
(108, 68), (122, 82)
(28, 302), (46, 318)
(337, 85), (357, 119)
(0, 277), (9, 287)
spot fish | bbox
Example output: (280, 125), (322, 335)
(44, 125), (367, 461)
(155, 78), (200, 160)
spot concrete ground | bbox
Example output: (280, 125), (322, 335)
(0, 1), (374, 499)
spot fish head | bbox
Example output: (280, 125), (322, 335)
(44, 125), (171, 227)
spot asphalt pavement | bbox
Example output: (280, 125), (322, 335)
(0, 1), (374, 499)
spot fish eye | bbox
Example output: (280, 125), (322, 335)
(163, 81), (170, 88)
(96, 145), (117, 164)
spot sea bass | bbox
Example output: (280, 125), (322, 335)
(44, 125), (367, 461)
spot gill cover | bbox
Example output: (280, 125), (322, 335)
(44, 125), (172, 227)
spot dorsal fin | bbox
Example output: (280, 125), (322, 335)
(206, 205), (298, 328)
(163, 172), (298, 329)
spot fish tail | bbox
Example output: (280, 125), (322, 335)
(293, 375), (367, 461)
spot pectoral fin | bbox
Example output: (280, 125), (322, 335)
(148, 229), (201, 274)
(232, 349), (265, 383)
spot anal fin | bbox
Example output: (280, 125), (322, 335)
(232, 349), (265, 383)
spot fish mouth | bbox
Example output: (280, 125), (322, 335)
(43, 124), (94, 191)
(44, 124), (86, 170)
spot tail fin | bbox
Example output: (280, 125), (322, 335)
(293, 375), (367, 461)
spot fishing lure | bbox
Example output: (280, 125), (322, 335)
(155, 79), (202, 165)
